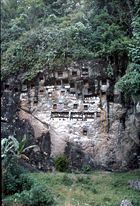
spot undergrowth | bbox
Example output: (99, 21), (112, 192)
(3, 170), (140, 206)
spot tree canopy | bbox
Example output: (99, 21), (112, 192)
(1, 0), (140, 98)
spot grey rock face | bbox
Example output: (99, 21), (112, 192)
(120, 200), (133, 206)
(1, 62), (140, 171)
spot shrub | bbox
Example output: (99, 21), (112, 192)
(20, 184), (55, 206)
(5, 158), (26, 177)
(82, 165), (92, 174)
(3, 171), (18, 195)
(3, 162), (33, 195)
(61, 174), (73, 186)
(54, 154), (69, 172)
(17, 174), (33, 192)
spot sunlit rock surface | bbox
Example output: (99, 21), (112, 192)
(1, 60), (140, 171)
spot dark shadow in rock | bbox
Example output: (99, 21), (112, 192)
(64, 142), (94, 172)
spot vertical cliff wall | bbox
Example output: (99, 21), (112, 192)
(1, 60), (140, 171)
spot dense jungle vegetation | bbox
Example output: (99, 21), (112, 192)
(1, 1), (140, 206)
(1, 0), (140, 98)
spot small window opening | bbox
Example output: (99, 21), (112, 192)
(83, 128), (87, 135)
(82, 68), (88, 73)
(102, 79), (107, 85)
(101, 91), (106, 95)
(84, 105), (88, 110)
(70, 91), (75, 95)
(56, 80), (61, 85)
(48, 92), (52, 96)
(72, 71), (77, 76)
(70, 82), (75, 88)
(61, 90), (65, 94)
(73, 104), (78, 109)
(77, 91), (82, 95)
(33, 97), (38, 104)
(53, 104), (57, 109)
(44, 78), (55, 86)
(31, 83), (35, 88)
(62, 79), (68, 84)
(84, 79), (89, 85)
(14, 88), (18, 92)
(96, 112), (101, 117)
(107, 94), (114, 102)
(40, 89), (44, 93)
(5, 84), (10, 90)
(58, 71), (63, 77)
(39, 76), (44, 80)
(88, 88), (92, 93)
(78, 93), (82, 97)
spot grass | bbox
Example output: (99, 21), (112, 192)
(3, 169), (140, 206)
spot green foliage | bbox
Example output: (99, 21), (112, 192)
(132, 199), (140, 206)
(3, 171), (18, 196)
(88, 9), (129, 57)
(18, 174), (34, 192)
(81, 165), (93, 174)
(106, 63), (114, 78)
(1, 135), (36, 170)
(61, 174), (74, 186)
(129, 15), (140, 64)
(116, 14), (140, 98)
(1, 136), (19, 159)
(76, 175), (91, 185)
(3, 172), (33, 196)
(116, 70), (140, 97)
(1, 0), (133, 81)
(54, 154), (69, 172)
(20, 184), (55, 206)
(3, 162), (33, 196)
(3, 170), (140, 206)
(2, 135), (36, 199)
(82, 183), (97, 193)
(1, 0), (140, 101)
(75, 175), (97, 193)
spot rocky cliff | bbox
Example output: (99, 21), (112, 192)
(1, 60), (140, 171)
